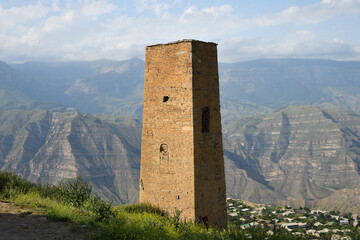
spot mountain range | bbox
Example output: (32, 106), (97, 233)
(4, 58), (360, 121)
(224, 106), (360, 209)
(1, 58), (360, 212)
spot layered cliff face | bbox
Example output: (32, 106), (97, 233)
(223, 106), (360, 204)
(0, 109), (141, 204)
(2, 105), (360, 212)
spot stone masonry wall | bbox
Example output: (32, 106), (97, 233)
(192, 41), (227, 228)
(140, 40), (226, 228)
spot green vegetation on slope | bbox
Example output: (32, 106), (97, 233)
(0, 171), (309, 240)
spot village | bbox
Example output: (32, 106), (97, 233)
(227, 198), (359, 239)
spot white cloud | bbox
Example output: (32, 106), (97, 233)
(355, 45), (360, 53)
(0, 2), (52, 33)
(0, 0), (359, 62)
(247, 0), (360, 26)
(20, 28), (39, 46)
(219, 33), (358, 62)
(134, 0), (172, 16)
(202, 4), (232, 15)
(152, 3), (171, 17)
(41, 10), (75, 32)
(285, 30), (316, 42)
(82, 0), (117, 16)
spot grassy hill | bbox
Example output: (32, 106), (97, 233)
(0, 171), (303, 240)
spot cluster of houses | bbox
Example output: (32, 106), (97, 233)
(227, 198), (358, 238)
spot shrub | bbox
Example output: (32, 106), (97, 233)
(0, 171), (36, 198)
(38, 184), (62, 199)
(86, 194), (114, 222)
(170, 208), (183, 228)
(120, 203), (168, 217)
(57, 176), (92, 207)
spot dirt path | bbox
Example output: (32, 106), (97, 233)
(0, 201), (87, 240)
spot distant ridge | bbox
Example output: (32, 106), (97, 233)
(3, 58), (359, 120)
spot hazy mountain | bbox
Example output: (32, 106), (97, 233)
(8, 58), (360, 122)
(0, 61), (68, 112)
(0, 61), (35, 108)
(219, 58), (360, 121)
(11, 59), (145, 119)
(0, 108), (141, 204)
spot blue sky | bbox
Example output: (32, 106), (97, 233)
(0, 0), (359, 62)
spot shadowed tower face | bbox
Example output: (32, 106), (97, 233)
(140, 40), (227, 228)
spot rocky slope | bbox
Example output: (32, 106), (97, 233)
(0, 109), (141, 204)
(2, 105), (360, 214)
(223, 105), (360, 206)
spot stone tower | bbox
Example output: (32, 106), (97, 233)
(140, 40), (227, 228)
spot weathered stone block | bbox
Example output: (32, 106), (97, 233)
(140, 39), (227, 228)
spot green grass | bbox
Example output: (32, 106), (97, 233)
(13, 191), (89, 223)
(0, 170), (318, 239)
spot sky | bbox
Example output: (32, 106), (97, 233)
(0, 0), (360, 63)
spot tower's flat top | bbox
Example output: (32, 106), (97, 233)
(146, 39), (217, 48)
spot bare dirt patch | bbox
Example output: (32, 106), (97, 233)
(0, 201), (87, 240)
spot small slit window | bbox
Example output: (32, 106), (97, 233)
(177, 195), (180, 200)
(163, 96), (169, 103)
(202, 107), (210, 133)
(140, 179), (144, 190)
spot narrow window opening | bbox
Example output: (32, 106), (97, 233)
(202, 107), (210, 133)
(140, 179), (144, 191)
(177, 195), (180, 200)
(163, 96), (169, 103)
